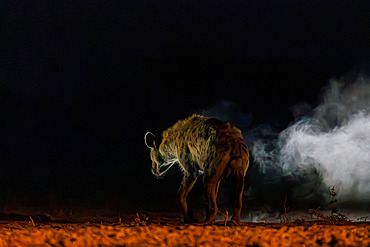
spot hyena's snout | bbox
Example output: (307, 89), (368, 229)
(151, 163), (164, 179)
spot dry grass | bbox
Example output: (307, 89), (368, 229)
(0, 218), (368, 246)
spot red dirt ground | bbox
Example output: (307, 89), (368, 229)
(0, 212), (368, 247)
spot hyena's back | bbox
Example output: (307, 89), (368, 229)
(160, 115), (249, 171)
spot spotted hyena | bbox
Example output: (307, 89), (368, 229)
(145, 114), (249, 224)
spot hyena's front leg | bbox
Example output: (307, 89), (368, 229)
(178, 173), (197, 223)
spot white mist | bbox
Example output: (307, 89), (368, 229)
(280, 77), (370, 202)
(280, 112), (370, 202)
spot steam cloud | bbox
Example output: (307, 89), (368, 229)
(253, 76), (370, 203)
(198, 77), (369, 222)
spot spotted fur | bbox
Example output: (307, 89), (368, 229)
(146, 114), (249, 224)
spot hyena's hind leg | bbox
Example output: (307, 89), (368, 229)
(203, 154), (230, 224)
(230, 159), (248, 224)
(178, 172), (198, 223)
(204, 179), (220, 224)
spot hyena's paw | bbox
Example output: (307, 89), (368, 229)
(183, 215), (198, 224)
(201, 217), (216, 225)
(229, 219), (243, 226)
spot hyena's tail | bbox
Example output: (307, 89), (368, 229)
(241, 142), (250, 175)
(226, 140), (250, 180)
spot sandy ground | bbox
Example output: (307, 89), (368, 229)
(0, 215), (368, 247)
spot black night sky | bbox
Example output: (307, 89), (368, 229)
(1, 1), (369, 215)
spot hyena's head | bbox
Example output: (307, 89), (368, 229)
(144, 132), (164, 178)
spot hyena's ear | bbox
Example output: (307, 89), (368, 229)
(144, 132), (157, 149)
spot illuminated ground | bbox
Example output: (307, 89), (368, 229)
(0, 212), (368, 246)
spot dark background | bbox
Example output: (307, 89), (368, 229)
(1, 1), (369, 215)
